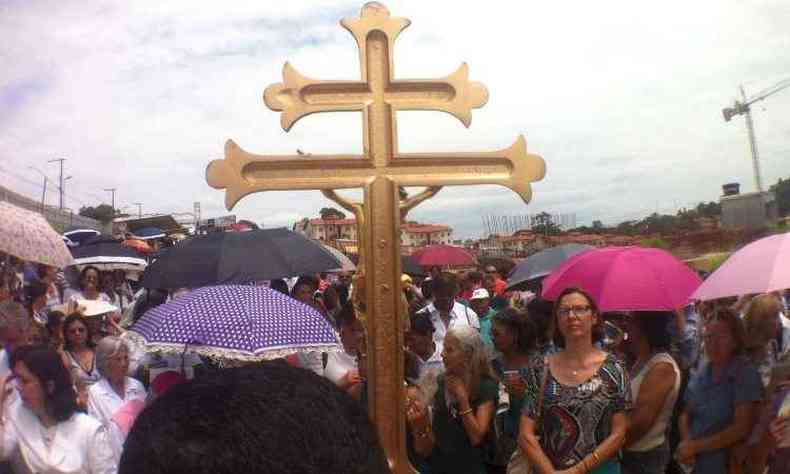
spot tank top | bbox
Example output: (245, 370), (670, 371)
(628, 352), (680, 452)
(66, 350), (101, 387)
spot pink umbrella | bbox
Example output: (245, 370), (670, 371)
(411, 245), (477, 267)
(691, 232), (790, 301)
(0, 201), (74, 268)
(542, 246), (702, 312)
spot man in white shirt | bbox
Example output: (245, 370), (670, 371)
(417, 273), (479, 347)
(406, 312), (444, 383)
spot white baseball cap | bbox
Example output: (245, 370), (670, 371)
(470, 288), (490, 300)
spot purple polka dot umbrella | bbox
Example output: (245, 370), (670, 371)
(129, 285), (340, 362)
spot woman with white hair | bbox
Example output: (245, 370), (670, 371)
(87, 336), (147, 462)
(406, 325), (498, 474)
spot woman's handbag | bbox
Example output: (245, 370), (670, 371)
(507, 359), (550, 474)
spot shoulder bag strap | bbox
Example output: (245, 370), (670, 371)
(534, 357), (550, 432)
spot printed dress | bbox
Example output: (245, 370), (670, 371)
(522, 353), (632, 471)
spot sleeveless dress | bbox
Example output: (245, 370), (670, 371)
(66, 351), (101, 387)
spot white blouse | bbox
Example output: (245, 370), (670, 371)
(87, 377), (147, 463)
(1, 399), (116, 474)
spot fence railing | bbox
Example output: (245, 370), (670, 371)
(0, 184), (108, 233)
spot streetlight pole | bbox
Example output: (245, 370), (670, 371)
(104, 188), (117, 215)
(47, 158), (66, 210)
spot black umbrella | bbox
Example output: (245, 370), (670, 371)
(506, 244), (594, 292)
(140, 228), (342, 289)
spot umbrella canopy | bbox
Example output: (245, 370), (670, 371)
(123, 239), (154, 254)
(62, 229), (101, 247)
(140, 228), (342, 289)
(401, 254), (425, 276)
(133, 227), (166, 240)
(70, 237), (148, 272)
(129, 285), (340, 361)
(0, 201), (74, 268)
(322, 244), (356, 272)
(411, 245), (477, 267)
(507, 244), (594, 292)
(691, 232), (790, 301)
(542, 246), (702, 312)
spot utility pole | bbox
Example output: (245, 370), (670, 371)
(48, 158), (66, 210)
(133, 202), (142, 218)
(105, 188), (117, 215)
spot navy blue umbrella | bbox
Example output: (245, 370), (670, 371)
(506, 244), (594, 292)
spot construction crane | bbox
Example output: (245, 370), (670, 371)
(722, 76), (790, 192)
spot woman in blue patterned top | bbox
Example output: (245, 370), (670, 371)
(519, 287), (631, 474)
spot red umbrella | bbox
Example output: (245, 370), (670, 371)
(541, 246), (702, 312)
(411, 245), (477, 267)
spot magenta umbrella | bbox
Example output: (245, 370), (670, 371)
(691, 232), (790, 301)
(411, 245), (477, 267)
(541, 246), (702, 312)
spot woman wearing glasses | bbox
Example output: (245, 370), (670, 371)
(675, 308), (762, 474)
(518, 287), (631, 474)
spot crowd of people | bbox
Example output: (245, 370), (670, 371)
(1, 249), (790, 474)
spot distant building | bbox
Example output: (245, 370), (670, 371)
(294, 216), (451, 254)
(719, 184), (778, 231)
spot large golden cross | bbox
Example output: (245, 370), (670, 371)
(206, 3), (545, 471)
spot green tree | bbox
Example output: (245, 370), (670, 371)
(592, 220), (604, 231)
(532, 212), (561, 235)
(770, 177), (790, 217)
(79, 204), (115, 223)
(319, 207), (346, 220)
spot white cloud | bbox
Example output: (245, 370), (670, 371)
(1, 0), (789, 238)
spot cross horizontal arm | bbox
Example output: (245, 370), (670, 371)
(206, 135), (545, 209)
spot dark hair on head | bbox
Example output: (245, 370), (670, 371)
(26, 279), (49, 304)
(291, 275), (319, 297)
(269, 279), (289, 296)
(332, 282), (350, 307)
(46, 311), (64, 335)
(78, 265), (101, 290)
(493, 308), (538, 353)
(431, 272), (459, 295)
(707, 307), (747, 355)
(409, 311), (435, 336)
(119, 364), (391, 474)
(552, 287), (604, 349)
(335, 302), (357, 328)
(62, 314), (96, 351)
(466, 271), (483, 284)
(526, 298), (554, 344)
(631, 311), (673, 351)
(14, 346), (81, 423)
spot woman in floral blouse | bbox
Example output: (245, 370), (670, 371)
(519, 287), (631, 474)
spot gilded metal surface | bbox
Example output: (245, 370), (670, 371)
(205, 3), (546, 471)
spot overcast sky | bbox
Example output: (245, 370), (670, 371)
(2, 0), (789, 238)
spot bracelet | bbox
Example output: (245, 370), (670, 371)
(591, 451), (601, 465)
(458, 407), (474, 416)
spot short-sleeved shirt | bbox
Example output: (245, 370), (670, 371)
(425, 374), (498, 474)
(684, 356), (763, 474)
(522, 353), (632, 470)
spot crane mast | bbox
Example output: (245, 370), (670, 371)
(722, 77), (790, 193)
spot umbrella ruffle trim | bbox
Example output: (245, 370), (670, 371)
(126, 331), (341, 362)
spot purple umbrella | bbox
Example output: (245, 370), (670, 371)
(129, 285), (340, 361)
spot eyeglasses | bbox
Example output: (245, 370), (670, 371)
(557, 305), (593, 318)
